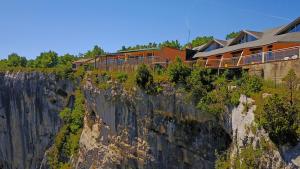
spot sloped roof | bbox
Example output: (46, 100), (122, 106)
(276, 17), (300, 35)
(193, 17), (300, 58)
(195, 39), (227, 52)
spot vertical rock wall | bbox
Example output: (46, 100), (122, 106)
(0, 72), (74, 169)
(74, 82), (231, 169)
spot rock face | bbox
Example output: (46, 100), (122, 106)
(0, 72), (74, 169)
(230, 95), (300, 169)
(73, 82), (231, 169)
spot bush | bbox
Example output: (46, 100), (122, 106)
(116, 72), (128, 83)
(167, 57), (191, 85)
(74, 66), (85, 79)
(49, 90), (85, 168)
(135, 64), (153, 90)
(185, 67), (217, 103)
(260, 94), (298, 145)
(238, 72), (263, 96)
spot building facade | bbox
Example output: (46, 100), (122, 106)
(73, 46), (196, 71)
(193, 17), (300, 69)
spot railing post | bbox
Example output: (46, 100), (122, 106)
(262, 52), (265, 63)
(298, 47), (300, 58)
(237, 51), (244, 66)
(219, 56), (223, 68)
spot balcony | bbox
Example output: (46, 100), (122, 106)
(202, 46), (300, 68)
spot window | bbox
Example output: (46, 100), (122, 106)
(287, 23), (300, 33)
(236, 34), (257, 44)
(203, 42), (222, 52)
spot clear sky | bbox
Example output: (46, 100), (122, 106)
(0, 0), (299, 59)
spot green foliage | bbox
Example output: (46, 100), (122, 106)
(116, 72), (128, 83)
(216, 145), (262, 169)
(238, 72), (263, 96)
(70, 90), (85, 133)
(7, 53), (27, 67)
(238, 145), (262, 168)
(84, 45), (105, 58)
(197, 73), (241, 117)
(35, 51), (59, 68)
(119, 42), (158, 52)
(59, 108), (72, 123)
(186, 36), (213, 48)
(159, 40), (181, 49)
(48, 90), (85, 168)
(167, 57), (191, 85)
(185, 66), (216, 103)
(74, 66), (85, 79)
(226, 31), (240, 40)
(135, 64), (153, 90)
(259, 94), (299, 146)
(283, 69), (300, 105)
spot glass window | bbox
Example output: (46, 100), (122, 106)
(288, 23), (300, 33)
(236, 34), (256, 44)
(203, 42), (222, 52)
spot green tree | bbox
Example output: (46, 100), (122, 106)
(58, 54), (76, 66)
(186, 36), (213, 48)
(7, 53), (27, 67)
(35, 51), (58, 68)
(167, 57), (191, 84)
(159, 40), (181, 49)
(238, 72), (263, 96)
(85, 45), (105, 58)
(186, 67), (216, 103)
(283, 69), (300, 105)
(119, 42), (158, 51)
(226, 32), (239, 40)
(135, 64), (153, 90)
(0, 59), (7, 68)
(260, 94), (298, 145)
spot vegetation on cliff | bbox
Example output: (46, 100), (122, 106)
(48, 90), (85, 169)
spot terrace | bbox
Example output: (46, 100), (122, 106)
(199, 46), (300, 69)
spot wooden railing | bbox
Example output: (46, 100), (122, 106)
(200, 46), (300, 68)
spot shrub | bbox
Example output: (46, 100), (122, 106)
(74, 66), (85, 79)
(185, 67), (216, 103)
(238, 72), (263, 96)
(260, 94), (298, 145)
(135, 64), (153, 90)
(116, 72), (128, 83)
(167, 57), (191, 85)
(49, 90), (85, 168)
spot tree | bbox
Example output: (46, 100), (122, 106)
(226, 32), (239, 40)
(283, 69), (300, 105)
(7, 53), (27, 67)
(58, 54), (76, 66)
(159, 40), (181, 49)
(35, 51), (59, 68)
(186, 36), (213, 48)
(119, 42), (158, 52)
(260, 94), (298, 145)
(167, 57), (191, 84)
(135, 64), (153, 90)
(85, 45), (105, 58)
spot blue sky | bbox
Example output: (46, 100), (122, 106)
(0, 0), (299, 59)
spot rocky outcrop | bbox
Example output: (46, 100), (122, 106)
(229, 95), (300, 169)
(0, 72), (74, 169)
(73, 81), (231, 169)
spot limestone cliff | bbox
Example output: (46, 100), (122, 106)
(0, 72), (74, 169)
(73, 81), (232, 169)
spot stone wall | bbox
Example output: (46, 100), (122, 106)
(245, 59), (300, 83)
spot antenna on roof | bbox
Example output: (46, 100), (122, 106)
(188, 29), (191, 44)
